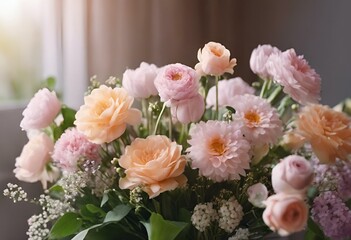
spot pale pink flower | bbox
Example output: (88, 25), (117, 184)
(74, 85), (142, 144)
(122, 62), (159, 99)
(266, 48), (321, 105)
(20, 88), (61, 131)
(272, 155), (314, 195)
(195, 41), (237, 76)
(232, 94), (283, 144)
(187, 120), (251, 182)
(52, 128), (101, 172)
(119, 135), (187, 198)
(250, 44), (281, 80)
(170, 94), (205, 124)
(263, 193), (308, 236)
(247, 183), (268, 208)
(154, 63), (200, 105)
(206, 77), (255, 109)
(14, 133), (60, 189)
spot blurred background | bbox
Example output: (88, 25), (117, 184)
(1, 0), (351, 239)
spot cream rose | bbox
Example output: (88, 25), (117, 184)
(263, 193), (308, 236)
(195, 41), (237, 76)
(14, 133), (60, 189)
(272, 155), (313, 194)
(247, 183), (268, 208)
(119, 135), (187, 198)
(74, 85), (142, 144)
(296, 104), (351, 163)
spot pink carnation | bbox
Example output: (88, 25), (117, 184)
(266, 48), (321, 105)
(206, 77), (255, 109)
(52, 128), (101, 172)
(20, 88), (61, 131)
(122, 62), (159, 99)
(232, 94), (283, 145)
(249, 44), (281, 80)
(187, 120), (251, 182)
(154, 63), (200, 105)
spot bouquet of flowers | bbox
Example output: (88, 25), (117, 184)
(4, 42), (351, 240)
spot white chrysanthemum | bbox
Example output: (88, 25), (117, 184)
(187, 121), (251, 182)
(232, 94), (283, 145)
(228, 228), (250, 240)
(191, 202), (218, 232)
(218, 197), (244, 233)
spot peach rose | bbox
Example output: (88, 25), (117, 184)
(14, 133), (60, 189)
(20, 88), (61, 131)
(272, 155), (313, 194)
(74, 85), (142, 144)
(119, 135), (187, 198)
(263, 193), (308, 236)
(195, 42), (237, 76)
(296, 104), (351, 163)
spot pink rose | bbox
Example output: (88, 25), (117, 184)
(266, 48), (321, 105)
(263, 193), (308, 236)
(195, 42), (237, 76)
(20, 88), (61, 131)
(170, 94), (205, 124)
(14, 133), (60, 189)
(247, 183), (268, 208)
(154, 63), (200, 104)
(206, 77), (255, 109)
(272, 155), (313, 194)
(122, 62), (159, 99)
(249, 44), (281, 80)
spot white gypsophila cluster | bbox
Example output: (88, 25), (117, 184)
(218, 197), (244, 233)
(58, 171), (89, 200)
(27, 194), (74, 240)
(3, 183), (28, 203)
(130, 187), (143, 205)
(191, 202), (218, 232)
(228, 228), (250, 240)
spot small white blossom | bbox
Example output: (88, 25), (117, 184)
(228, 228), (250, 240)
(218, 197), (244, 233)
(3, 183), (28, 203)
(191, 202), (218, 232)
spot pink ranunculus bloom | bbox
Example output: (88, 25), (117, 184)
(122, 62), (159, 99)
(195, 41), (237, 76)
(52, 128), (101, 172)
(263, 193), (309, 236)
(20, 88), (61, 131)
(266, 48), (321, 105)
(232, 94), (283, 145)
(187, 120), (251, 182)
(249, 44), (281, 80)
(119, 135), (187, 198)
(170, 94), (205, 124)
(154, 63), (200, 105)
(14, 133), (60, 189)
(247, 183), (268, 208)
(272, 155), (314, 195)
(74, 85), (142, 144)
(206, 77), (255, 109)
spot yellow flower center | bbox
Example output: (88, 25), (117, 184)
(208, 136), (226, 156)
(171, 73), (182, 81)
(244, 111), (261, 126)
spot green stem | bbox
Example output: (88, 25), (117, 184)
(141, 99), (149, 134)
(267, 85), (282, 103)
(168, 107), (172, 139)
(215, 75), (219, 120)
(153, 102), (167, 135)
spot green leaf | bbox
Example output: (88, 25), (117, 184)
(60, 106), (77, 130)
(225, 106), (236, 113)
(49, 212), (82, 239)
(48, 185), (65, 199)
(71, 224), (102, 240)
(142, 213), (188, 240)
(101, 192), (109, 207)
(85, 204), (106, 218)
(45, 76), (56, 91)
(103, 204), (131, 223)
(307, 217), (325, 238)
